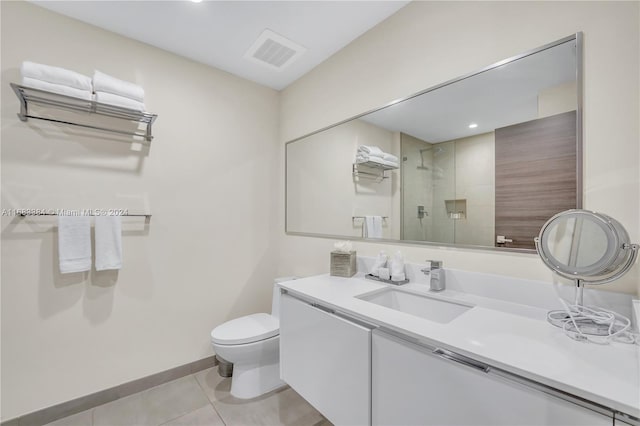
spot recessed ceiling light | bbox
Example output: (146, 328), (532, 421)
(191, 0), (203, 3)
(468, 123), (478, 129)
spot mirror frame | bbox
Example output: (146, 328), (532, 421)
(285, 33), (583, 253)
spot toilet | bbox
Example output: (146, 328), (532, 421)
(210, 277), (296, 399)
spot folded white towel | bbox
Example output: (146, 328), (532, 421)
(58, 216), (92, 274)
(95, 215), (122, 271)
(369, 251), (388, 277)
(93, 70), (145, 102)
(95, 91), (146, 112)
(22, 77), (93, 101)
(382, 153), (399, 163)
(364, 216), (383, 239)
(21, 61), (92, 91)
(356, 155), (398, 169)
(357, 145), (384, 157)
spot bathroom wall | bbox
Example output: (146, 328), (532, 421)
(287, 118), (399, 239)
(277, 1), (640, 295)
(400, 133), (434, 241)
(450, 132), (495, 246)
(1, 2), (279, 420)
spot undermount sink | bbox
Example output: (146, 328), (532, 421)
(357, 288), (472, 324)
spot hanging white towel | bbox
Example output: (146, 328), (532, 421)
(22, 77), (93, 101)
(58, 216), (92, 274)
(95, 215), (123, 271)
(364, 216), (383, 239)
(21, 61), (92, 91)
(95, 91), (146, 112)
(93, 70), (145, 102)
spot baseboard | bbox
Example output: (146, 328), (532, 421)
(2, 355), (218, 426)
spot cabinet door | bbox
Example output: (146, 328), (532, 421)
(280, 294), (371, 426)
(372, 329), (612, 426)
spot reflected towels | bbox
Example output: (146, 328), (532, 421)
(356, 145), (399, 167)
(364, 216), (383, 239)
(95, 215), (123, 271)
(58, 216), (92, 274)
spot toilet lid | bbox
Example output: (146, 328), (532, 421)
(211, 313), (279, 345)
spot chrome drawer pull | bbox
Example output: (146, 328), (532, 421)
(433, 348), (491, 373)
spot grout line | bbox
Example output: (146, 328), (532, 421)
(192, 372), (228, 426)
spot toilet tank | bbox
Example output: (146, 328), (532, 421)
(272, 276), (297, 318)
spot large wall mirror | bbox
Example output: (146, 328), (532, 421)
(286, 34), (582, 252)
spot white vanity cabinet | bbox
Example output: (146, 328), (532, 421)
(279, 293), (372, 426)
(372, 329), (613, 426)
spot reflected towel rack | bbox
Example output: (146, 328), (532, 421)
(352, 216), (388, 221)
(352, 162), (397, 180)
(10, 83), (158, 141)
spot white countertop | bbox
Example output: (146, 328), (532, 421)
(279, 273), (640, 418)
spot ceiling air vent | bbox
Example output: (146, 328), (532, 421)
(244, 29), (306, 71)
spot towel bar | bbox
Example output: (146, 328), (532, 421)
(14, 212), (151, 219)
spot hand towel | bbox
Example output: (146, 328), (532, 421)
(93, 70), (145, 102)
(357, 145), (384, 157)
(58, 216), (92, 274)
(390, 251), (406, 282)
(22, 77), (93, 101)
(95, 91), (146, 112)
(21, 61), (92, 91)
(364, 216), (383, 239)
(95, 215), (123, 271)
(369, 251), (388, 277)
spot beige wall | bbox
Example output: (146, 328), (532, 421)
(451, 132), (495, 246)
(1, 2), (279, 420)
(277, 1), (640, 295)
(286, 119), (398, 238)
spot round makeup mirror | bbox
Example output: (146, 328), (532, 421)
(535, 209), (639, 304)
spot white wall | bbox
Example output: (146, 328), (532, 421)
(1, 2), (279, 420)
(277, 1), (640, 295)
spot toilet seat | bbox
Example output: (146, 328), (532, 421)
(211, 313), (279, 345)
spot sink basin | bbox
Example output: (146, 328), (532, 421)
(357, 288), (472, 323)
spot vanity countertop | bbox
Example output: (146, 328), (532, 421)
(279, 273), (640, 418)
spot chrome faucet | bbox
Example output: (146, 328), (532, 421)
(420, 260), (445, 291)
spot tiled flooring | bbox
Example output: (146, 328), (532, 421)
(43, 368), (331, 426)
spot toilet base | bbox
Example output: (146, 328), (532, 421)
(230, 361), (285, 399)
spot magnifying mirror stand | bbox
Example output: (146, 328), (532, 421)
(536, 210), (640, 343)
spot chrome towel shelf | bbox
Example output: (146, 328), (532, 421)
(10, 83), (157, 141)
(352, 162), (397, 180)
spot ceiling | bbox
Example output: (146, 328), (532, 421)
(361, 40), (577, 143)
(30, 0), (409, 90)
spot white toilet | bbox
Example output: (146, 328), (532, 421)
(210, 277), (295, 399)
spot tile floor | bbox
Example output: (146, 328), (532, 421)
(43, 368), (331, 426)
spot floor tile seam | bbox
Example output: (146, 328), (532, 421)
(192, 372), (228, 426)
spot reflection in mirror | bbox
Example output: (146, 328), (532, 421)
(286, 35), (581, 251)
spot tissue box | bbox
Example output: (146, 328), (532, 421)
(330, 251), (357, 277)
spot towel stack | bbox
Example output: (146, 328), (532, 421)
(356, 145), (399, 168)
(93, 70), (146, 112)
(21, 61), (93, 101)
